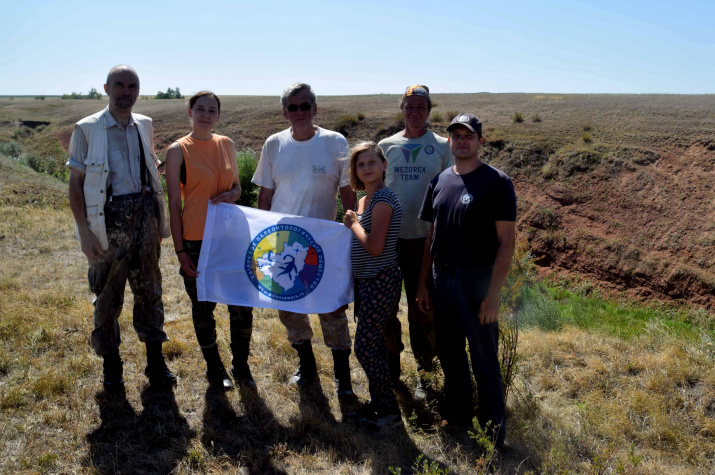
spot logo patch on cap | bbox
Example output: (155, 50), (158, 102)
(458, 115), (469, 122)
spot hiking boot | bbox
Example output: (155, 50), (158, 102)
(144, 341), (177, 387)
(332, 348), (355, 398)
(102, 349), (124, 391)
(414, 378), (427, 400)
(230, 343), (256, 388)
(202, 345), (234, 391)
(288, 341), (316, 387)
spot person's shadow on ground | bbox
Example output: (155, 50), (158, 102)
(85, 385), (193, 475)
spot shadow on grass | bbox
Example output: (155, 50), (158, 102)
(198, 375), (451, 474)
(85, 385), (194, 474)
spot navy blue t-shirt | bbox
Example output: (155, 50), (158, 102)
(419, 163), (516, 268)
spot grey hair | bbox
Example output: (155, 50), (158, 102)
(280, 83), (316, 107)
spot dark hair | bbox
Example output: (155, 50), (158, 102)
(189, 91), (221, 113)
(349, 141), (387, 191)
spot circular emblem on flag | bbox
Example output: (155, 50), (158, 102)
(424, 145), (435, 155)
(244, 224), (324, 301)
(461, 194), (473, 204)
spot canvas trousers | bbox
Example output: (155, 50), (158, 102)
(88, 193), (168, 355)
(278, 308), (352, 350)
(385, 237), (437, 369)
(180, 240), (253, 350)
(432, 265), (506, 445)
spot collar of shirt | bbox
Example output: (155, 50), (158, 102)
(103, 108), (136, 130)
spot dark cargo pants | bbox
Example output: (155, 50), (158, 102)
(88, 193), (168, 355)
(180, 240), (253, 350)
(432, 265), (506, 445)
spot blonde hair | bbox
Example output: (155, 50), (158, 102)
(349, 141), (387, 191)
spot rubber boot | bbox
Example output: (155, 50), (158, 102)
(288, 341), (317, 387)
(202, 345), (234, 390)
(332, 348), (355, 398)
(230, 341), (256, 388)
(102, 348), (124, 391)
(144, 341), (177, 387)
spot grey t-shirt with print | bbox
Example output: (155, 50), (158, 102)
(379, 130), (453, 239)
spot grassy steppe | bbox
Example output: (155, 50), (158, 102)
(0, 157), (713, 473)
(1, 94), (714, 473)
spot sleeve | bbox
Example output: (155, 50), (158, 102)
(418, 176), (437, 223)
(66, 125), (88, 173)
(251, 139), (275, 189)
(337, 136), (351, 188)
(371, 189), (397, 211)
(494, 176), (517, 222)
(146, 119), (158, 163)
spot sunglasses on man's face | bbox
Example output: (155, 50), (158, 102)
(285, 102), (313, 112)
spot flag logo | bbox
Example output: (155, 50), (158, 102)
(244, 224), (325, 301)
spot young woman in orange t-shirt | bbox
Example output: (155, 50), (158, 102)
(165, 91), (254, 390)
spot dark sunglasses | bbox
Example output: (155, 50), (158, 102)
(285, 102), (313, 112)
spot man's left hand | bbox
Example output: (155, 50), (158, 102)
(478, 295), (501, 325)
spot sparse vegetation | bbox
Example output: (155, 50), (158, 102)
(1, 93), (714, 474)
(444, 110), (459, 122)
(512, 112), (524, 123)
(62, 88), (103, 100)
(531, 113), (542, 122)
(582, 131), (593, 143)
(156, 87), (183, 99)
(430, 112), (444, 123)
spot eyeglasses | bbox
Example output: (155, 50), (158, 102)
(285, 102), (313, 112)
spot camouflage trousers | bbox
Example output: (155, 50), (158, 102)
(180, 240), (253, 350)
(278, 309), (352, 350)
(88, 193), (168, 355)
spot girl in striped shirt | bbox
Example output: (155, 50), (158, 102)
(343, 141), (403, 427)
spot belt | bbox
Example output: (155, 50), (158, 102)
(109, 186), (150, 202)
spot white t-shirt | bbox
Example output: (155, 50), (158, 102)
(252, 127), (351, 221)
(379, 130), (453, 239)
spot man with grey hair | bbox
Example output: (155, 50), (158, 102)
(378, 85), (453, 398)
(252, 82), (357, 397)
(67, 65), (176, 391)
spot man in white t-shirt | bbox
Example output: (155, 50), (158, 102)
(378, 85), (453, 398)
(252, 83), (357, 397)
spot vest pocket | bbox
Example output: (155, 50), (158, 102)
(84, 163), (105, 188)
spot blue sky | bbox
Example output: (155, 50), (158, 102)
(1, 0), (713, 95)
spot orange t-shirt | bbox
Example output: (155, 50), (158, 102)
(177, 134), (238, 240)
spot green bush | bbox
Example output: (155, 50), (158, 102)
(531, 114), (542, 123)
(0, 141), (23, 158)
(430, 112), (444, 123)
(236, 150), (258, 207)
(512, 112), (524, 123)
(582, 131), (593, 143)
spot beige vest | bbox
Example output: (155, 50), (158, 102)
(75, 107), (170, 250)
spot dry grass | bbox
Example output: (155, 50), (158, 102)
(1, 157), (714, 474)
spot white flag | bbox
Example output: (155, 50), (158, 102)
(197, 203), (354, 313)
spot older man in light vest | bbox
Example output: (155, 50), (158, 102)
(67, 65), (176, 391)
